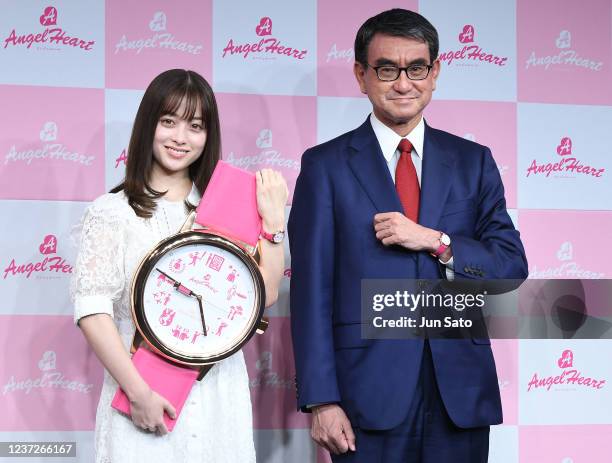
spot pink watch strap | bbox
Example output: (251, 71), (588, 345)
(194, 161), (262, 247)
(432, 242), (449, 257)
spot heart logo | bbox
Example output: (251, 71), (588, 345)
(39, 6), (58, 26)
(458, 25), (474, 43)
(39, 121), (58, 142)
(255, 17), (272, 36)
(149, 11), (167, 32)
(256, 351), (272, 370)
(555, 30), (571, 49)
(39, 234), (58, 255)
(38, 351), (57, 371)
(556, 137), (572, 156)
(256, 129), (272, 149)
(557, 349), (573, 368)
(556, 241), (573, 262)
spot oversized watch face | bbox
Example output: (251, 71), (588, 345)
(132, 231), (265, 365)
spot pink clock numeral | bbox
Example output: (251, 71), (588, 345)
(189, 251), (205, 267)
(159, 308), (176, 326)
(157, 273), (169, 287)
(226, 265), (239, 282)
(153, 291), (171, 306)
(171, 325), (190, 341)
(206, 253), (225, 272)
(228, 305), (243, 320)
(227, 284), (237, 301)
(214, 321), (228, 337)
(191, 330), (203, 344)
(169, 258), (185, 273)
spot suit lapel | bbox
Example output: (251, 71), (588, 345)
(418, 123), (455, 230)
(347, 119), (456, 226)
(347, 119), (403, 213)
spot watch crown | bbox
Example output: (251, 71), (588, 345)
(256, 317), (269, 334)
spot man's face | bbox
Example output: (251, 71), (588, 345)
(354, 34), (440, 134)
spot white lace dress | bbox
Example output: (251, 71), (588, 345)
(71, 188), (256, 463)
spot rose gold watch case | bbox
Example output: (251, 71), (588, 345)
(130, 230), (267, 368)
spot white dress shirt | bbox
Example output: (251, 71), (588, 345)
(369, 113), (455, 279)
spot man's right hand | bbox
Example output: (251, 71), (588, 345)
(311, 403), (356, 455)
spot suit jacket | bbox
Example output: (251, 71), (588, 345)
(288, 118), (528, 430)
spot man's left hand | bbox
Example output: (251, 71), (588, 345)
(374, 212), (439, 252)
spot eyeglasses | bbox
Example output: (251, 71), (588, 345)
(367, 63), (433, 81)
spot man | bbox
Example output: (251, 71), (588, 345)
(288, 8), (527, 463)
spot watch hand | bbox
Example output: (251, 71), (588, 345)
(156, 268), (245, 326)
(156, 268), (197, 297)
(195, 294), (207, 336)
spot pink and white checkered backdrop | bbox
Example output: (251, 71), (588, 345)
(1, 1), (611, 461)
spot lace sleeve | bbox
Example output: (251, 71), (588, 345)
(71, 194), (128, 325)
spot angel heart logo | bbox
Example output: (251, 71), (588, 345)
(555, 30), (571, 49)
(255, 17), (272, 36)
(149, 11), (167, 32)
(38, 350), (57, 371)
(39, 6), (58, 27)
(557, 137), (572, 156)
(39, 121), (58, 142)
(256, 128), (272, 149)
(39, 234), (58, 255)
(557, 349), (573, 368)
(256, 351), (272, 370)
(458, 24), (475, 44)
(556, 241), (573, 262)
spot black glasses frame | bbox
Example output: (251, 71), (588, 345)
(367, 64), (434, 81)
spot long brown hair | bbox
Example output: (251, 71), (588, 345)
(110, 69), (221, 218)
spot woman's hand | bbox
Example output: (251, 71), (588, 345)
(256, 169), (288, 232)
(78, 314), (177, 437)
(129, 385), (177, 436)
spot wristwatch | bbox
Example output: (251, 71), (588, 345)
(431, 232), (451, 257)
(261, 229), (285, 244)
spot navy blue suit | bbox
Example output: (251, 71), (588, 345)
(288, 118), (527, 446)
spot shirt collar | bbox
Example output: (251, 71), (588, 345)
(187, 183), (202, 206)
(369, 112), (425, 163)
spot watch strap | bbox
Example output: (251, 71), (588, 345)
(430, 233), (450, 258)
(261, 229), (284, 243)
(111, 347), (199, 432)
(194, 161), (262, 247)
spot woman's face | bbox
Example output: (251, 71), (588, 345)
(151, 98), (207, 177)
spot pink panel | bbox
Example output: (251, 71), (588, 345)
(519, 210), (610, 279)
(492, 340), (519, 425)
(106, 0), (212, 89)
(520, 425), (612, 461)
(426, 100), (517, 208)
(517, 0), (612, 104)
(216, 93), (316, 204)
(0, 85), (104, 201)
(0, 315), (103, 431)
(244, 317), (310, 429)
(317, 0), (418, 97)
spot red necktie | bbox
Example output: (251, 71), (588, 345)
(395, 138), (420, 222)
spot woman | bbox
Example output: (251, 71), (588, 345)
(72, 69), (288, 462)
